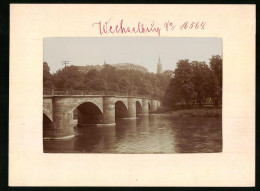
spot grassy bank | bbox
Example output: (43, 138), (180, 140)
(164, 108), (222, 118)
(150, 106), (222, 118)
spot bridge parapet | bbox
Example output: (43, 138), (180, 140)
(43, 89), (152, 99)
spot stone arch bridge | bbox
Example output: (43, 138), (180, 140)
(43, 95), (161, 139)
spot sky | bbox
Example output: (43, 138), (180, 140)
(44, 37), (222, 74)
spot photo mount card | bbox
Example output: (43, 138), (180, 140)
(9, 4), (255, 187)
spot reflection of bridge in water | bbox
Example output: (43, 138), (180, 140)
(43, 92), (161, 139)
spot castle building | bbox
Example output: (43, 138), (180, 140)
(75, 65), (103, 73)
(112, 63), (148, 73)
(74, 62), (148, 74)
(157, 57), (163, 74)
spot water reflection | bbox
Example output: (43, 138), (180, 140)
(44, 115), (222, 153)
(170, 117), (222, 153)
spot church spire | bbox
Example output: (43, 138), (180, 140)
(157, 57), (162, 74)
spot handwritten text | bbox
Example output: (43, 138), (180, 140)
(92, 19), (206, 36)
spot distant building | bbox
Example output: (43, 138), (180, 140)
(75, 65), (103, 74)
(156, 58), (174, 77)
(74, 62), (148, 74)
(112, 63), (148, 73)
(157, 57), (163, 74)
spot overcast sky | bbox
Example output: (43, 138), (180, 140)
(44, 37), (222, 74)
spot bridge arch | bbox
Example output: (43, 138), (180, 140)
(67, 98), (103, 114)
(115, 101), (128, 118)
(113, 97), (128, 109)
(43, 108), (53, 122)
(136, 99), (142, 107)
(136, 101), (142, 116)
(74, 102), (104, 125)
(148, 102), (151, 111)
(43, 113), (54, 138)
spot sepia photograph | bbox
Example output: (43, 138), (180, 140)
(43, 37), (223, 153)
(9, 4), (255, 186)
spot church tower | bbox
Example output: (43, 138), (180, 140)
(157, 57), (162, 74)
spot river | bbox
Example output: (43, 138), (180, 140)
(43, 114), (222, 153)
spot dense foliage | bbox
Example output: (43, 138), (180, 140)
(43, 63), (170, 99)
(164, 55), (222, 107)
(44, 55), (222, 106)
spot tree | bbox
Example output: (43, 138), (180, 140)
(209, 55), (222, 106)
(44, 62), (172, 99)
(119, 78), (130, 93)
(53, 65), (84, 90)
(83, 69), (100, 89)
(43, 62), (54, 89)
(89, 79), (106, 91)
(191, 61), (212, 106)
(101, 64), (118, 83)
(164, 55), (222, 108)
(169, 60), (196, 105)
(107, 82), (119, 92)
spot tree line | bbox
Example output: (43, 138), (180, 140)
(44, 54), (222, 106)
(43, 63), (170, 99)
(163, 55), (222, 107)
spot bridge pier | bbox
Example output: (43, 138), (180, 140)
(46, 97), (74, 139)
(127, 97), (136, 118)
(102, 96), (116, 125)
(151, 100), (158, 111)
(141, 98), (149, 115)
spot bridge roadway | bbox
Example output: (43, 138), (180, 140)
(43, 95), (161, 139)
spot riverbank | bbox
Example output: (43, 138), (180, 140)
(151, 106), (222, 118)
